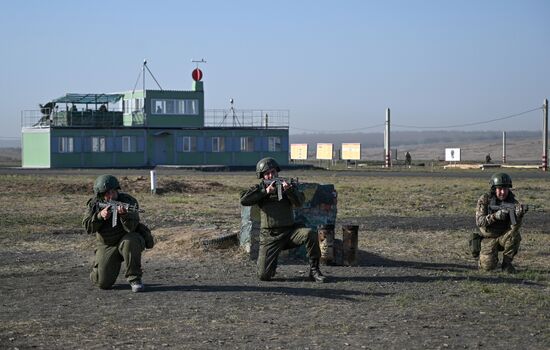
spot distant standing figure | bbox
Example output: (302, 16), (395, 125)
(156, 106), (163, 114)
(99, 104), (107, 112)
(485, 153), (492, 163)
(405, 152), (412, 167)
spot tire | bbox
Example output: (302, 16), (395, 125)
(200, 232), (239, 249)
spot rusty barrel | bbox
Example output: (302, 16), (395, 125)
(317, 224), (335, 265)
(342, 225), (359, 266)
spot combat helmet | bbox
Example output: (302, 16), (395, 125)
(93, 174), (121, 196)
(256, 157), (280, 179)
(490, 172), (512, 189)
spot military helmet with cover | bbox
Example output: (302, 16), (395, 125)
(93, 174), (121, 196)
(256, 157), (281, 179)
(490, 172), (512, 189)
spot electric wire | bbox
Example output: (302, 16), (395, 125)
(393, 106), (542, 129)
(291, 106), (542, 133)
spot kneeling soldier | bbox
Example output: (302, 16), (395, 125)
(475, 173), (527, 273)
(83, 175), (154, 292)
(240, 158), (326, 282)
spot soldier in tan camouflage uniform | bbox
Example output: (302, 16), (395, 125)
(240, 158), (326, 283)
(475, 173), (527, 273)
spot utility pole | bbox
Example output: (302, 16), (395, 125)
(502, 131), (506, 164)
(543, 98), (548, 171)
(385, 108), (391, 168)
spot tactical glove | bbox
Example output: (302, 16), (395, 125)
(515, 204), (528, 218)
(494, 209), (508, 221)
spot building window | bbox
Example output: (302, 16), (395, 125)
(153, 100), (165, 114)
(152, 99), (199, 115)
(59, 137), (74, 153)
(212, 137), (225, 152)
(268, 136), (281, 152)
(124, 99), (142, 113)
(133, 98), (142, 112)
(122, 136), (137, 152)
(92, 136), (106, 152)
(182, 136), (197, 152)
(240, 136), (254, 152)
(184, 100), (198, 115)
(166, 100), (175, 114)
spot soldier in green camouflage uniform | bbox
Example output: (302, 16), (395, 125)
(475, 173), (527, 273)
(83, 175), (154, 292)
(240, 158), (326, 283)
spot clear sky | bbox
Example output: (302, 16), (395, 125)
(1, 0), (549, 140)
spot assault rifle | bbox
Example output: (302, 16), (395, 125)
(262, 177), (298, 201)
(488, 203), (528, 225)
(98, 200), (144, 227)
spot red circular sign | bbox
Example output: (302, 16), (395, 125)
(192, 68), (203, 81)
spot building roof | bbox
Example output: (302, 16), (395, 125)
(52, 93), (124, 104)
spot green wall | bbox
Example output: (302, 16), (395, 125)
(22, 129), (50, 167)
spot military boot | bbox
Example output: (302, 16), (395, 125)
(266, 259), (278, 280)
(309, 259), (326, 283)
(501, 257), (517, 274)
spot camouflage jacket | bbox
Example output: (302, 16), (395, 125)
(475, 192), (522, 238)
(240, 181), (305, 229)
(82, 192), (140, 246)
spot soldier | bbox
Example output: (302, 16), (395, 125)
(475, 173), (527, 273)
(83, 175), (154, 292)
(405, 152), (412, 167)
(240, 157), (326, 283)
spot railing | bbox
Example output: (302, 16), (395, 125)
(21, 109), (144, 128)
(205, 109), (289, 128)
(21, 108), (290, 129)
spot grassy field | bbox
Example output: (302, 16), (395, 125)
(1, 169), (549, 349)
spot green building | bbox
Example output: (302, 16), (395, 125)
(21, 68), (289, 168)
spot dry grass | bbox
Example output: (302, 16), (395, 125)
(0, 170), (548, 272)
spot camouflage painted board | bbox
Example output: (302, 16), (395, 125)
(240, 183), (337, 261)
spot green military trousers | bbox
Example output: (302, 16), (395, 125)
(479, 224), (522, 271)
(90, 231), (145, 289)
(257, 226), (321, 280)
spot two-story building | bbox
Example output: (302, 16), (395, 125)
(21, 67), (289, 168)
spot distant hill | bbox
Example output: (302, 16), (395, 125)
(290, 130), (540, 147)
(290, 130), (544, 162)
(0, 131), (545, 164)
(0, 139), (21, 148)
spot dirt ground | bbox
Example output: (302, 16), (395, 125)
(1, 172), (549, 350)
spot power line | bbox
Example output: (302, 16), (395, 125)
(393, 106), (542, 129)
(291, 106), (542, 133)
(292, 123), (385, 133)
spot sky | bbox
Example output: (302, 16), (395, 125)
(1, 0), (549, 141)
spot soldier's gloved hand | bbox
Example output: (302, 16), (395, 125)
(494, 209), (508, 221)
(515, 204), (528, 217)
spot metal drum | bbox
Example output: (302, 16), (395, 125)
(318, 224), (335, 265)
(342, 225), (359, 266)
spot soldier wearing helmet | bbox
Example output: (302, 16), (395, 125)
(474, 173), (527, 273)
(83, 175), (154, 292)
(240, 158), (326, 283)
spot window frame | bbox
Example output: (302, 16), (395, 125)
(91, 136), (106, 153)
(122, 136), (137, 153)
(240, 136), (254, 152)
(59, 137), (74, 153)
(268, 136), (281, 152)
